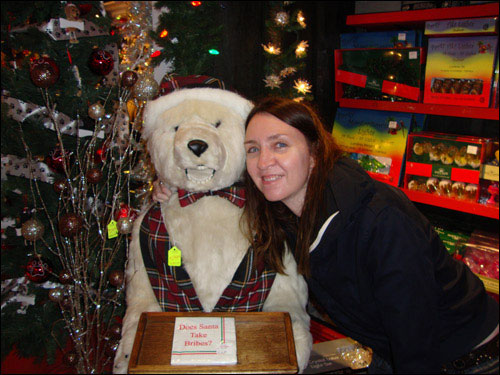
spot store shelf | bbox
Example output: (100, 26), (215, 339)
(338, 99), (499, 120)
(346, 3), (499, 28)
(401, 188), (499, 219)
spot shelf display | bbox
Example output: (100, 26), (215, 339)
(423, 36), (498, 108)
(340, 30), (422, 49)
(424, 17), (498, 36)
(335, 47), (423, 102)
(332, 107), (423, 187)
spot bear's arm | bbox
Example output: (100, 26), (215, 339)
(262, 248), (312, 373)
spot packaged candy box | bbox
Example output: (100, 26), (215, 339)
(456, 230), (499, 293)
(423, 36), (498, 107)
(405, 132), (494, 202)
(425, 17), (498, 36)
(340, 30), (422, 49)
(335, 47), (424, 102)
(478, 140), (499, 206)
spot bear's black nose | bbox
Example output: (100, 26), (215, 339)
(188, 139), (208, 157)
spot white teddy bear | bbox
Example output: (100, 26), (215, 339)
(113, 87), (312, 373)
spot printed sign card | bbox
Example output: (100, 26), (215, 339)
(171, 317), (237, 365)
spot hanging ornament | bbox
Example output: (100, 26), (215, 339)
(93, 142), (108, 164)
(25, 256), (52, 283)
(126, 99), (138, 122)
(58, 213), (84, 237)
(30, 57), (60, 88)
(117, 217), (134, 234)
(132, 72), (159, 101)
(105, 340), (120, 357)
(88, 102), (105, 120)
(59, 269), (73, 284)
(21, 218), (45, 241)
(48, 287), (64, 303)
(53, 178), (70, 194)
(121, 70), (138, 88)
(63, 350), (78, 366)
(108, 323), (122, 339)
(85, 168), (103, 184)
(108, 270), (124, 287)
(88, 49), (114, 76)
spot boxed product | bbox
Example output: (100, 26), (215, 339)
(335, 48), (424, 102)
(333, 108), (419, 187)
(405, 132), (494, 202)
(425, 17), (498, 36)
(478, 140), (499, 206)
(459, 230), (499, 294)
(423, 36), (498, 107)
(340, 30), (422, 49)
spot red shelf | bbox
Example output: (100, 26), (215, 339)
(338, 99), (499, 120)
(346, 3), (499, 28)
(400, 188), (499, 219)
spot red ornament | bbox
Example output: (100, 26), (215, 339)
(30, 57), (60, 88)
(59, 213), (84, 237)
(89, 49), (114, 76)
(25, 256), (52, 283)
(114, 203), (134, 221)
(85, 168), (103, 184)
(108, 270), (124, 287)
(121, 70), (138, 88)
(45, 147), (73, 174)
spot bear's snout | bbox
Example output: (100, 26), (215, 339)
(188, 139), (208, 157)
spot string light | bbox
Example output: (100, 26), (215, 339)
(191, 1), (202, 6)
(208, 49), (220, 55)
(160, 29), (168, 38)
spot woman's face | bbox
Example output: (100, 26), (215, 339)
(244, 112), (314, 216)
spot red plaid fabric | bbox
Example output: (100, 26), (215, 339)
(139, 204), (275, 312)
(160, 75), (225, 96)
(177, 186), (246, 208)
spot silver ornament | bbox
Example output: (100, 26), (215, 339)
(117, 217), (134, 234)
(88, 102), (105, 120)
(21, 218), (45, 241)
(132, 74), (159, 101)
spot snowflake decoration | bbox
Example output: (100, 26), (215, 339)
(297, 11), (306, 28)
(275, 11), (289, 26)
(264, 75), (283, 89)
(293, 78), (312, 94)
(262, 43), (281, 55)
(279, 67), (297, 78)
(295, 40), (309, 58)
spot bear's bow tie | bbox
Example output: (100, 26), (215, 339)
(177, 186), (246, 208)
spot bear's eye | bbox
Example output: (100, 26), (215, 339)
(214, 120), (221, 128)
(174, 126), (179, 132)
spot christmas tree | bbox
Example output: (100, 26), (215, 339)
(1, 2), (156, 372)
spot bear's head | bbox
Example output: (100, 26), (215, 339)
(142, 88), (253, 192)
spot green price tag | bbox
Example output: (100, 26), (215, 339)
(108, 220), (118, 239)
(168, 246), (182, 267)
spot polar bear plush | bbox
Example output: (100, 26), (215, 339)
(113, 87), (312, 373)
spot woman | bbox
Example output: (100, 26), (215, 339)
(242, 97), (498, 374)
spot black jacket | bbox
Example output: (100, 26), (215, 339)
(305, 158), (498, 373)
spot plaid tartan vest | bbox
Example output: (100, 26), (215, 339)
(139, 204), (276, 312)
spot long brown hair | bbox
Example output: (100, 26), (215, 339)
(242, 97), (342, 277)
